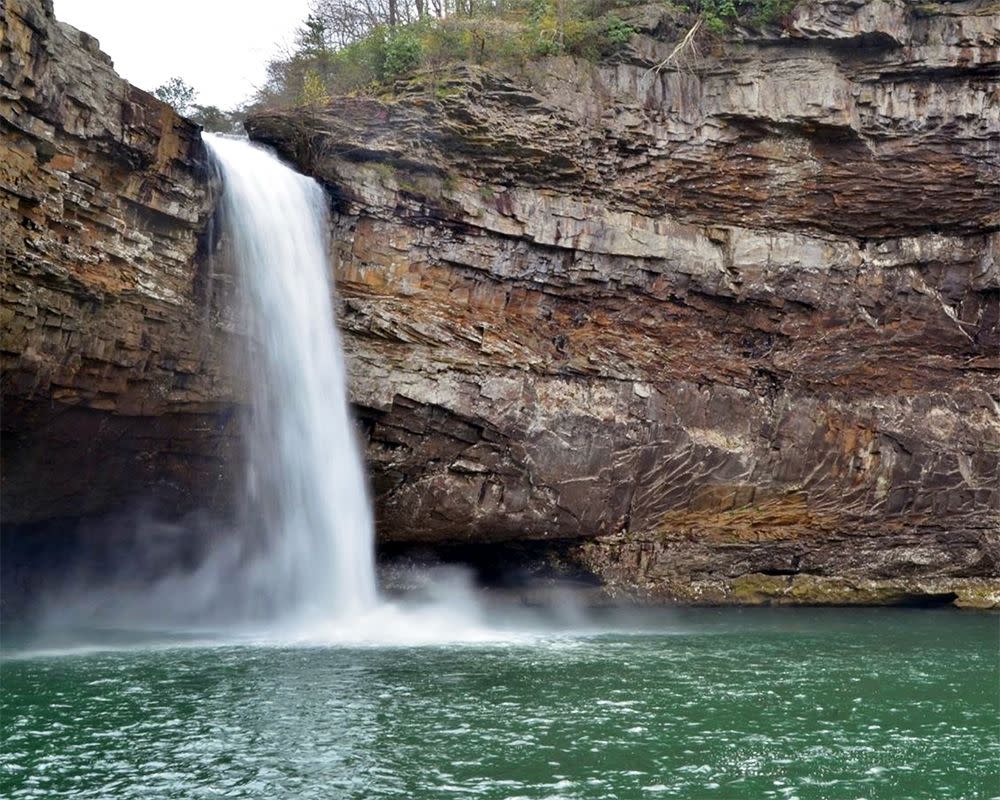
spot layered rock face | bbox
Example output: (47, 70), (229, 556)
(1, 0), (235, 525)
(2, 0), (996, 608)
(249, 0), (999, 606)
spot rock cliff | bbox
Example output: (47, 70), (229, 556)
(2, 0), (997, 608)
(1, 0), (234, 525)
(248, 0), (999, 606)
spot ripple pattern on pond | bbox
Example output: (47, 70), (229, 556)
(2, 609), (998, 799)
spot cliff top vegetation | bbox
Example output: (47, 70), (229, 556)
(161, 0), (796, 128)
(252, 0), (797, 109)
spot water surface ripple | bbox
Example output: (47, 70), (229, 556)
(3, 608), (997, 799)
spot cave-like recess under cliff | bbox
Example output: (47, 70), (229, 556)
(1, 0), (998, 609)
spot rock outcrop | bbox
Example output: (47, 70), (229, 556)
(248, 0), (999, 606)
(2, 0), (997, 608)
(1, 0), (234, 524)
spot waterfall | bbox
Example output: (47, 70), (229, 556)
(205, 134), (376, 620)
(32, 136), (501, 645)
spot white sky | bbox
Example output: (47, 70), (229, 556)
(55, 0), (313, 108)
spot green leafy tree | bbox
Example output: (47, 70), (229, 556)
(298, 14), (331, 55)
(300, 70), (330, 105)
(153, 76), (197, 115)
(381, 27), (424, 78)
(189, 104), (246, 134)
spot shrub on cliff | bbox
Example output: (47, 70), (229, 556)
(681, 0), (796, 32)
(254, 0), (796, 107)
(383, 26), (426, 77)
(153, 76), (246, 133)
(153, 76), (196, 115)
(255, 0), (639, 106)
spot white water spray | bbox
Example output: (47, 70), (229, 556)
(206, 135), (376, 620)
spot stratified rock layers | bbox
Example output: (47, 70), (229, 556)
(248, 0), (999, 605)
(1, 0), (234, 523)
(2, 0), (997, 606)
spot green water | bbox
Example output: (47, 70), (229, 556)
(2, 609), (998, 799)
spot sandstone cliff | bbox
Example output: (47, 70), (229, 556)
(1, 0), (233, 525)
(2, 0), (997, 608)
(248, 0), (999, 606)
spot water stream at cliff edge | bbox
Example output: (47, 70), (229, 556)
(207, 134), (377, 622)
(205, 135), (518, 644)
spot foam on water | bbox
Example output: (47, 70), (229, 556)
(5, 610), (996, 800)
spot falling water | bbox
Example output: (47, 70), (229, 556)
(205, 134), (376, 620)
(30, 136), (502, 643)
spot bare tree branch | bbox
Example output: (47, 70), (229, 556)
(647, 18), (702, 74)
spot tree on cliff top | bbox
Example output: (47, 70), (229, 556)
(254, 0), (640, 107)
(152, 76), (245, 133)
(153, 76), (197, 115)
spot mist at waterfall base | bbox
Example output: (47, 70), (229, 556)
(17, 135), (588, 650)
